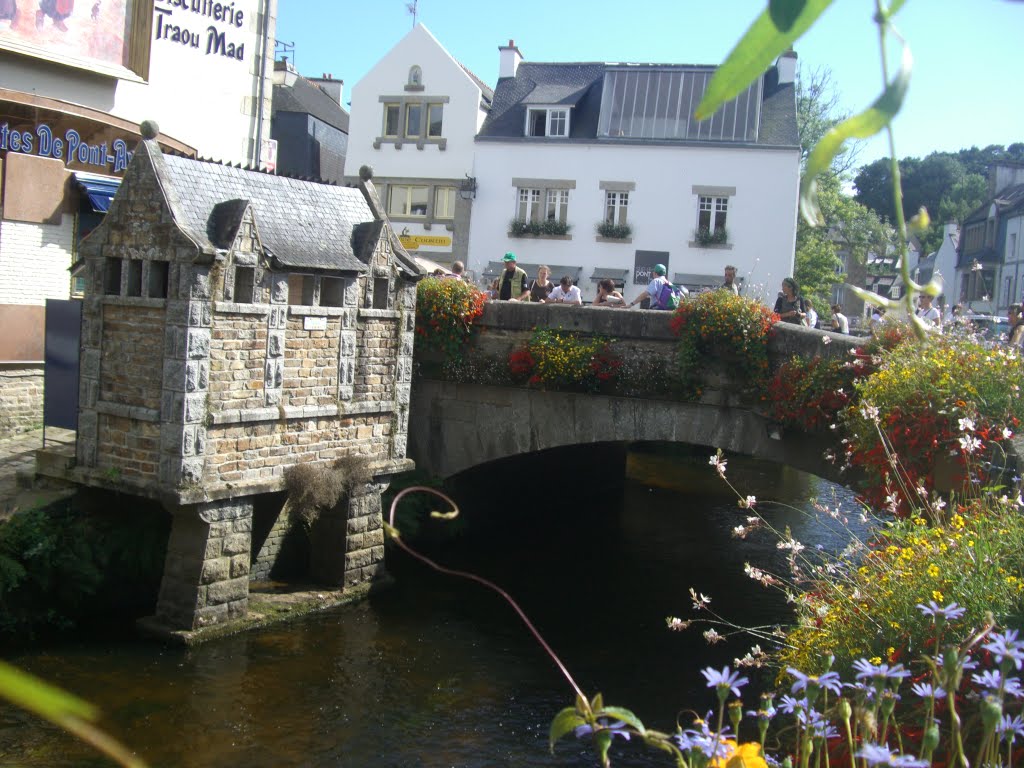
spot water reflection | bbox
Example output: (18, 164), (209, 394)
(0, 445), (861, 767)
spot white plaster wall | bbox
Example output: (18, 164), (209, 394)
(0, 218), (74, 304)
(467, 141), (799, 304)
(0, 0), (276, 165)
(932, 225), (960, 307)
(1001, 214), (1023, 309)
(345, 24), (482, 182)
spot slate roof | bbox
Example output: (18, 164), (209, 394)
(157, 150), (372, 272)
(479, 61), (797, 148)
(964, 183), (1024, 225)
(272, 76), (350, 133)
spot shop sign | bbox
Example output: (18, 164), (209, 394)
(633, 250), (669, 285)
(398, 234), (452, 250)
(0, 123), (133, 173)
(154, 0), (248, 62)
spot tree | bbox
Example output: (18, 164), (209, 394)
(795, 66), (860, 177)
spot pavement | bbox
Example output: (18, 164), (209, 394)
(0, 427), (77, 520)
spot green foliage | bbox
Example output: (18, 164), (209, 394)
(696, 0), (834, 120)
(508, 218), (571, 237)
(780, 501), (1024, 676)
(596, 221), (632, 239)
(693, 227), (729, 246)
(414, 276), (487, 360)
(0, 501), (169, 643)
(669, 290), (775, 399)
(511, 329), (620, 393)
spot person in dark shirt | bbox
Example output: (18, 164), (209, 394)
(498, 252), (528, 301)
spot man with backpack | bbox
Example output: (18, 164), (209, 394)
(629, 264), (687, 310)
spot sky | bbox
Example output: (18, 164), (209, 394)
(276, 0), (1023, 171)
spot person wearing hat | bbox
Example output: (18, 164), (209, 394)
(629, 263), (671, 308)
(498, 252), (529, 301)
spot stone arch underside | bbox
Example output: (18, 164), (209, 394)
(409, 380), (844, 484)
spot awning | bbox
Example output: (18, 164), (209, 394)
(589, 268), (629, 283)
(674, 273), (721, 291)
(74, 172), (121, 213)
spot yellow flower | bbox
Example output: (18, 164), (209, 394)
(932, 590), (944, 602)
(726, 743), (769, 768)
(928, 564), (940, 578)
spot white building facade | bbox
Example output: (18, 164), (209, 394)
(468, 48), (800, 303)
(344, 24), (492, 269)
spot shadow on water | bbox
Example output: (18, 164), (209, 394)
(0, 443), (861, 767)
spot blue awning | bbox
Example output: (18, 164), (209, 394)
(74, 173), (121, 213)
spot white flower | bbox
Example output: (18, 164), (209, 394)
(958, 435), (982, 454)
(821, 335), (832, 345)
(1003, 428), (1014, 440)
(732, 525), (748, 539)
(690, 587), (712, 609)
(932, 496), (947, 511)
(860, 404), (880, 421)
(738, 495), (757, 509)
(666, 616), (691, 631)
(703, 628), (723, 645)
(708, 452), (727, 477)
(958, 417), (976, 432)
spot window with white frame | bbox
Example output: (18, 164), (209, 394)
(605, 191), (628, 225)
(546, 189), (569, 223)
(434, 187), (456, 219)
(388, 185), (429, 217)
(518, 188), (542, 221)
(698, 195), (728, 235)
(527, 107), (570, 138)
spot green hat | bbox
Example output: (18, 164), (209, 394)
(653, 264), (667, 276)
(503, 252), (517, 262)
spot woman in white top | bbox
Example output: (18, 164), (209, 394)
(546, 276), (583, 305)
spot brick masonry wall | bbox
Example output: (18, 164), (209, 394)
(0, 218), (74, 305)
(209, 312), (268, 412)
(282, 315), (340, 407)
(355, 317), (398, 400)
(97, 413), (162, 480)
(204, 414), (393, 485)
(0, 365), (44, 436)
(99, 304), (166, 409)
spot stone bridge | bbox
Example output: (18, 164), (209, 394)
(408, 302), (859, 482)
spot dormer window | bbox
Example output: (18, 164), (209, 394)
(527, 108), (569, 138)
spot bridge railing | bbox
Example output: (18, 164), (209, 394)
(414, 301), (860, 409)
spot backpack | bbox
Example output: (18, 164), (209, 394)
(655, 280), (687, 310)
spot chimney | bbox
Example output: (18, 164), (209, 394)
(989, 161), (1024, 198)
(499, 39), (522, 79)
(776, 49), (797, 85)
(310, 74), (344, 106)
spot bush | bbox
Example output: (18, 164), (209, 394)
(508, 218), (571, 237)
(0, 500), (169, 643)
(596, 222), (632, 239)
(769, 355), (857, 432)
(414, 277), (487, 359)
(510, 329), (620, 393)
(670, 290), (776, 398)
(841, 335), (1024, 515)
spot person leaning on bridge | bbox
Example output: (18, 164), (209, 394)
(773, 277), (806, 324)
(720, 265), (740, 295)
(547, 275), (583, 305)
(498, 252), (529, 301)
(629, 263), (669, 308)
(446, 261), (466, 280)
(831, 304), (850, 334)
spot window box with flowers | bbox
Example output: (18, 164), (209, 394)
(595, 222), (633, 243)
(689, 227), (731, 248)
(508, 218), (572, 239)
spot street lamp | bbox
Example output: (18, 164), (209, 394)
(458, 174), (477, 200)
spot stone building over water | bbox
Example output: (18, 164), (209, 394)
(72, 124), (423, 633)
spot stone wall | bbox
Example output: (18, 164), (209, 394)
(282, 314), (340, 406)
(97, 413), (161, 479)
(99, 303), (166, 408)
(209, 308), (269, 412)
(355, 314), (399, 400)
(0, 364), (43, 436)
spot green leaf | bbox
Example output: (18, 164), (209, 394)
(596, 729), (614, 768)
(695, 0), (834, 120)
(769, 0), (807, 32)
(0, 660), (97, 724)
(590, 692), (604, 712)
(549, 707), (586, 751)
(800, 41), (913, 225)
(598, 705), (647, 735)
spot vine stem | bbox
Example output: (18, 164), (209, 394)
(386, 486), (589, 707)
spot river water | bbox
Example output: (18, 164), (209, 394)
(0, 444), (862, 767)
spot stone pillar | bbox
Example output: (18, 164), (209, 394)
(307, 482), (387, 588)
(153, 498), (253, 631)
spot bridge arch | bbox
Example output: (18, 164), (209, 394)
(409, 382), (845, 484)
